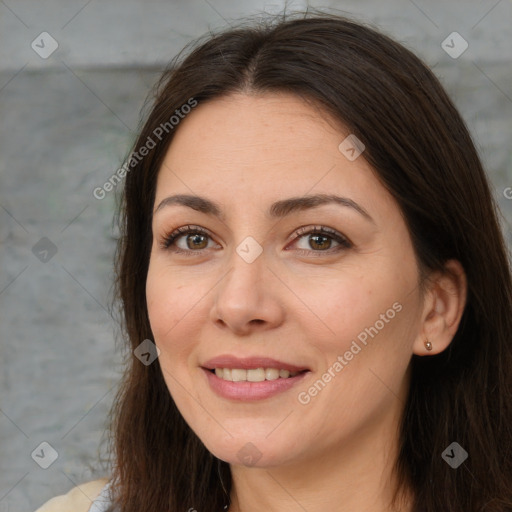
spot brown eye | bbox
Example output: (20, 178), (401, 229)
(291, 225), (352, 255)
(160, 225), (217, 254)
(186, 233), (208, 250)
(308, 234), (332, 250)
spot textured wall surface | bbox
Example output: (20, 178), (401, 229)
(1, 1), (511, 510)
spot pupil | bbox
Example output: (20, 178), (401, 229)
(311, 234), (330, 250)
(188, 234), (206, 249)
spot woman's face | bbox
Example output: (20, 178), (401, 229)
(146, 92), (425, 467)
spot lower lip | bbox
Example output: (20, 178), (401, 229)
(202, 368), (309, 401)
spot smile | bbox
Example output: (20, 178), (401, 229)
(212, 367), (302, 381)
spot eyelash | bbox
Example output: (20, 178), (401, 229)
(159, 224), (352, 257)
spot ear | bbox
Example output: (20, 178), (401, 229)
(413, 259), (467, 356)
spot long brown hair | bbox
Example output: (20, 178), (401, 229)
(107, 11), (512, 512)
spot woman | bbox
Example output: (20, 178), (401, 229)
(36, 11), (512, 512)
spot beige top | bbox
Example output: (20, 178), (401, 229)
(34, 478), (109, 512)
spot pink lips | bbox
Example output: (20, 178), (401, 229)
(201, 355), (310, 401)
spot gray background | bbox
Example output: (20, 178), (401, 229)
(1, 1), (511, 510)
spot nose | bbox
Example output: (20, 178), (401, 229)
(209, 247), (285, 336)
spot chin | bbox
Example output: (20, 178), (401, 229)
(198, 432), (300, 468)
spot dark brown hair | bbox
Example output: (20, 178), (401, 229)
(107, 11), (512, 512)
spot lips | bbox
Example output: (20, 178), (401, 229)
(201, 355), (311, 401)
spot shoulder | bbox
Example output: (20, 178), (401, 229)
(34, 478), (109, 512)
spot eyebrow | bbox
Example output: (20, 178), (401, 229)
(153, 193), (374, 223)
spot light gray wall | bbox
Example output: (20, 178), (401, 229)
(1, 1), (511, 510)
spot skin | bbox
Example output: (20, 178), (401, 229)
(145, 92), (467, 512)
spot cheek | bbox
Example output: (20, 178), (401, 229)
(145, 262), (203, 356)
(296, 261), (418, 386)
(146, 267), (176, 336)
(289, 267), (401, 347)
(145, 264), (207, 409)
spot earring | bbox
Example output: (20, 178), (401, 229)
(424, 339), (433, 351)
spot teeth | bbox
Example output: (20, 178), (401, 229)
(247, 368), (265, 382)
(231, 369), (246, 382)
(213, 367), (300, 382)
(265, 368), (279, 380)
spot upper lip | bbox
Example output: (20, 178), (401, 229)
(202, 355), (310, 372)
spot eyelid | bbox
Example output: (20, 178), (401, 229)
(159, 224), (216, 251)
(290, 225), (351, 244)
(287, 225), (352, 253)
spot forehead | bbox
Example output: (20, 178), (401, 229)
(164, 92), (343, 158)
(154, 92), (395, 222)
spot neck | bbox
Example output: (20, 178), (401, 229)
(227, 401), (413, 512)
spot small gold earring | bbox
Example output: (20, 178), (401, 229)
(424, 339), (433, 351)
